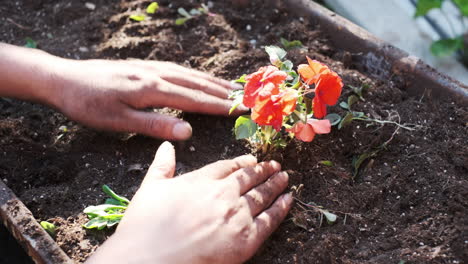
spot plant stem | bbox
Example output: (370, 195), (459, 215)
(353, 117), (417, 131)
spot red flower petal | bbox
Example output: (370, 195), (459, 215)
(243, 66), (287, 108)
(312, 96), (327, 118)
(295, 122), (316, 142)
(308, 119), (331, 134)
(316, 72), (343, 106)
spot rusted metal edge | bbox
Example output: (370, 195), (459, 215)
(0, 180), (73, 264)
(285, 0), (468, 105)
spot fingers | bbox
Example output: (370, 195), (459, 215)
(144, 80), (244, 115)
(229, 160), (282, 195)
(124, 109), (192, 140)
(248, 193), (293, 251)
(145, 141), (176, 182)
(187, 155), (257, 180)
(240, 171), (289, 217)
(162, 74), (230, 99)
(158, 62), (241, 91)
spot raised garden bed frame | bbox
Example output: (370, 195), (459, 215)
(1, 0), (466, 263)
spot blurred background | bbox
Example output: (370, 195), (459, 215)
(318, 0), (468, 85)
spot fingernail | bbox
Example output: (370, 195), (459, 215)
(269, 160), (281, 171)
(283, 193), (293, 204)
(230, 82), (244, 90)
(172, 122), (192, 140)
(277, 171), (289, 181)
(236, 104), (249, 112)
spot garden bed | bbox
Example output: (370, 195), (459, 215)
(0, 0), (467, 263)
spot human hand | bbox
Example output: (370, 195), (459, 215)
(52, 59), (245, 140)
(87, 142), (292, 264)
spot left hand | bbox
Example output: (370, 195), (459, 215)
(52, 59), (245, 140)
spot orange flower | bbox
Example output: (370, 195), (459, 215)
(243, 66), (288, 108)
(297, 57), (343, 118)
(251, 88), (297, 131)
(290, 119), (331, 142)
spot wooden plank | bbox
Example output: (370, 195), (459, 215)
(0, 180), (73, 264)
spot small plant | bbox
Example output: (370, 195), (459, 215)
(129, 2), (159, 22)
(24, 37), (37, 48)
(230, 46), (343, 153)
(175, 4), (210, 25)
(280, 37), (304, 50)
(40, 221), (57, 237)
(83, 185), (129, 230)
(414, 0), (467, 58)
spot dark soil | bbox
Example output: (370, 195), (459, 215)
(1, 0), (467, 263)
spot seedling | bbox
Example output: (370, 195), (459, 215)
(83, 185), (130, 230)
(280, 37), (304, 50)
(146, 2), (159, 14)
(230, 46), (343, 153)
(40, 221), (57, 237)
(24, 37), (37, 48)
(129, 14), (146, 21)
(129, 2), (159, 22)
(175, 4), (209, 25)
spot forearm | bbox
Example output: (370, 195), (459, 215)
(0, 43), (65, 108)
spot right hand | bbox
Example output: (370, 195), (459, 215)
(87, 142), (292, 264)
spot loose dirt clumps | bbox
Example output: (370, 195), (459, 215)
(0, 0), (467, 263)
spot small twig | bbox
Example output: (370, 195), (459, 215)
(6, 18), (31, 30)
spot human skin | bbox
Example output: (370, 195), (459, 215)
(0, 43), (246, 140)
(0, 42), (292, 263)
(87, 142), (292, 264)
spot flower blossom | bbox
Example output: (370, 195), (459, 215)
(297, 57), (343, 118)
(290, 119), (331, 142)
(243, 66), (297, 130)
(251, 88), (297, 130)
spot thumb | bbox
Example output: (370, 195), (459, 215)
(144, 141), (176, 182)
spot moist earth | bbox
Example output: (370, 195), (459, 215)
(0, 0), (467, 263)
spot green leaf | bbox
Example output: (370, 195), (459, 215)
(347, 95), (359, 109)
(430, 37), (464, 57)
(352, 111), (365, 118)
(280, 37), (303, 50)
(414, 0), (444, 17)
(338, 112), (354, 129)
(83, 215), (123, 230)
(24, 37), (37, 48)
(228, 90), (245, 115)
(234, 115), (257, 140)
(178, 7), (192, 18)
(40, 221), (56, 237)
(324, 113), (341, 126)
(105, 198), (122, 205)
(280, 60), (294, 71)
(339, 101), (349, 110)
(129, 14), (146, 21)
(189, 8), (202, 16)
(146, 2), (159, 14)
(175, 17), (189, 25)
(350, 84), (368, 101)
(319, 160), (334, 167)
(265, 46), (287, 66)
(102, 185), (130, 205)
(233, 74), (247, 83)
(352, 151), (374, 178)
(453, 0), (468, 16)
(321, 210), (337, 223)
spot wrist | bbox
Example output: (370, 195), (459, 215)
(0, 43), (66, 109)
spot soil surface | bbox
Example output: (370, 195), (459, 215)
(1, 0), (467, 263)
